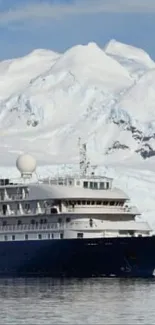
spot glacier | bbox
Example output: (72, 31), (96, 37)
(0, 40), (155, 227)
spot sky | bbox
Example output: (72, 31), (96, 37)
(0, 0), (155, 60)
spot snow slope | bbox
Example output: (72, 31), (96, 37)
(117, 69), (155, 125)
(0, 40), (154, 165)
(0, 49), (60, 99)
(105, 39), (155, 80)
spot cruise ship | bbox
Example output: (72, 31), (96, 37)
(0, 140), (155, 278)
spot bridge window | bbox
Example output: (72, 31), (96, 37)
(66, 217), (70, 223)
(90, 182), (93, 189)
(93, 182), (98, 189)
(83, 181), (88, 188)
(110, 201), (115, 206)
(48, 233), (50, 239)
(51, 233), (54, 239)
(60, 233), (63, 239)
(4, 235), (7, 241)
(100, 182), (105, 189)
(2, 220), (7, 226)
(17, 220), (22, 225)
(106, 182), (109, 189)
(25, 234), (28, 240)
(12, 235), (15, 240)
(38, 234), (42, 240)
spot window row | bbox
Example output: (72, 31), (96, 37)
(66, 201), (124, 206)
(3, 233), (64, 241)
(1, 218), (71, 227)
(83, 181), (110, 189)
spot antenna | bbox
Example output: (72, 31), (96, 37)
(78, 137), (90, 177)
(91, 164), (97, 176)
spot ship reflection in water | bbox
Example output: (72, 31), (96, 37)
(0, 277), (155, 324)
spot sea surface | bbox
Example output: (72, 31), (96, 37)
(0, 277), (155, 324)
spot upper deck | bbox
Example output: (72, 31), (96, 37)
(0, 144), (135, 216)
(42, 174), (113, 191)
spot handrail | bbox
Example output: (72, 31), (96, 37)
(0, 220), (149, 233)
(0, 204), (138, 218)
(0, 223), (63, 233)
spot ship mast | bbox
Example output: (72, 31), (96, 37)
(78, 137), (90, 177)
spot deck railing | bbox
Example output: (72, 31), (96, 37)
(0, 220), (150, 234)
(0, 204), (139, 218)
(0, 223), (63, 233)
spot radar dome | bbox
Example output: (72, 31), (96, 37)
(16, 153), (37, 177)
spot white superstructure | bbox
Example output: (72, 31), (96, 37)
(0, 142), (152, 242)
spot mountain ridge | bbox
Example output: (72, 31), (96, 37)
(0, 40), (155, 165)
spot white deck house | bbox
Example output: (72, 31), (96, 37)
(0, 171), (151, 241)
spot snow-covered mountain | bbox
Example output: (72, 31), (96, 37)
(0, 39), (155, 166)
(0, 41), (155, 227)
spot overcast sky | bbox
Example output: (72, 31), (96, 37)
(0, 0), (155, 60)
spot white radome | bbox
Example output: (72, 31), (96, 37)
(16, 153), (37, 175)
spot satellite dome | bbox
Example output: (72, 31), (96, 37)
(16, 153), (37, 177)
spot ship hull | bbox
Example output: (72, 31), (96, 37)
(0, 236), (155, 277)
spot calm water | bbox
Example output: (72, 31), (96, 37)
(0, 278), (155, 324)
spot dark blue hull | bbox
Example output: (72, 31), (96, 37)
(1, 236), (155, 278)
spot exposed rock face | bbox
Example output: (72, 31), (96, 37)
(106, 141), (129, 155)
